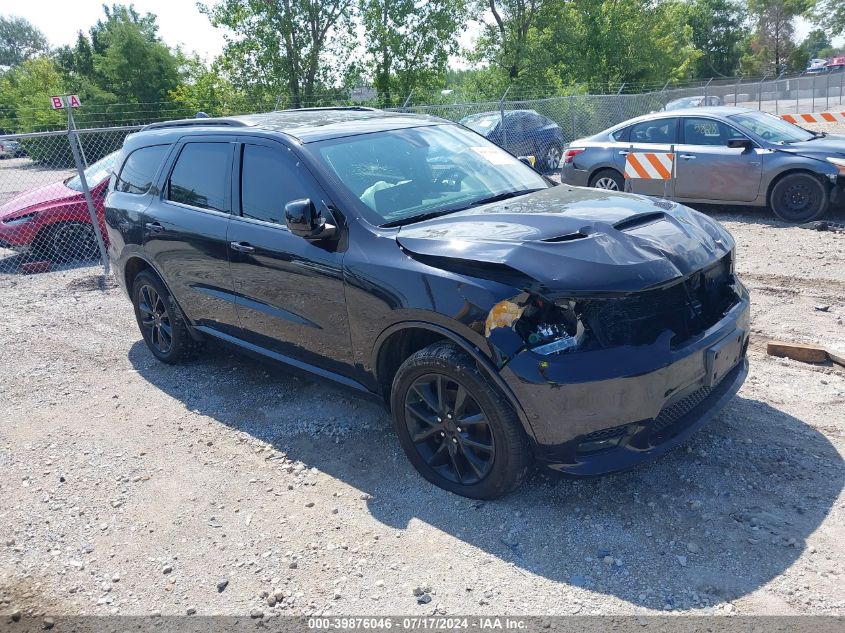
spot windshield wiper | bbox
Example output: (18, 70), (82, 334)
(381, 189), (542, 228)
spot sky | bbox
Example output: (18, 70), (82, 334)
(3, 0), (839, 70)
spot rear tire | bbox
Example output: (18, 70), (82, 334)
(589, 168), (624, 192)
(542, 143), (563, 173)
(770, 173), (829, 222)
(132, 270), (202, 364)
(390, 341), (533, 499)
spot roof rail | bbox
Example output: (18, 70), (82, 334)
(271, 106), (380, 113)
(141, 118), (248, 131)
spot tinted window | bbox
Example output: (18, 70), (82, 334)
(167, 143), (231, 212)
(683, 118), (746, 146)
(240, 144), (318, 224)
(630, 119), (677, 144)
(115, 145), (170, 194)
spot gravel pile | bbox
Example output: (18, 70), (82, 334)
(0, 206), (843, 618)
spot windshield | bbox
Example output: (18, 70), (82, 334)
(66, 152), (119, 191)
(460, 114), (500, 135)
(311, 125), (549, 226)
(728, 111), (815, 143)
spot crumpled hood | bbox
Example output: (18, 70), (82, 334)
(396, 185), (734, 294)
(0, 181), (79, 220)
(777, 134), (845, 159)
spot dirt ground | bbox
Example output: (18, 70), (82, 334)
(0, 201), (842, 620)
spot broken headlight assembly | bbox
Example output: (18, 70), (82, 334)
(485, 295), (590, 356)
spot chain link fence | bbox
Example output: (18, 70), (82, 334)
(3, 71), (844, 278)
(0, 125), (140, 276)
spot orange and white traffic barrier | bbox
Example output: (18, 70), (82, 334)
(781, 111), (845, 124)
(624, 152), (674, 180)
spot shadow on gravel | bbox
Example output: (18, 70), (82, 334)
(129, 341), (844, 611)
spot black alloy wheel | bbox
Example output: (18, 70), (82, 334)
(404, 373), (496, 485)
(137, 283), (173, 356)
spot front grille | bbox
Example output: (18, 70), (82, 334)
(581, 424), (630, 443)
(652, 386), (712, 433)
(580, 254), (736, 347)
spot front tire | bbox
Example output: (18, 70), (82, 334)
(132, 270), (202, 364)
(33, 222), (99, 262)
(390, 341), (532, 499)
(589, 168), (624, 192)
(770, 173), (829, 222)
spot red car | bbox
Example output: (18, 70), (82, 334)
(0, 152), (117, 261)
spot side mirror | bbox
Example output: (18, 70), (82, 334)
(727, 138), (753, 151)
(517, 155), (537, 168)
(284, 198), (336, 240)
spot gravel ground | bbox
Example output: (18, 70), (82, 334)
(0, 208), (844, 618)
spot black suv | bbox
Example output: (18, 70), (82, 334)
(105, 107), (750, 499)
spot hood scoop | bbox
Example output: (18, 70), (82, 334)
(542, 231), (588, 243)
(613, 212), (666, 232)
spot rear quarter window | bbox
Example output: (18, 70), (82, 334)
(115, 145), (171, 194)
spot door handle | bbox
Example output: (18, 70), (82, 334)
(145, 221), (164, 233)
(230, 241), (255, 253)
(679, 154), (696, 159)
(618, 150), (630, 156)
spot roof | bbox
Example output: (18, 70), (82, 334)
(589, 106), (757, 137)
(140, 107), (447, 143)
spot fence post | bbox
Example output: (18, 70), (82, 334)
(616, 83), (626, 95)
(758, 75), (767, 111)
(734, 77), (740, 106)
(570, 95), (577, 142)
(812, 73), (816, 112)
(402, 91), (413, 108)
(841, 70), (844, 105)
(65, 103), (110, 276)
(797, 74), (801, 113)
(499, 86), (510, 149)
(703, 78), (712, 105)
(826, 71), (830, 111)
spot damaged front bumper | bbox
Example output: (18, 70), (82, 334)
(502, 286), (751, 475)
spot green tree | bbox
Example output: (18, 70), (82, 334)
(53, 4), (184, 124)
(202, 0), (356, 108)
(168, 56), (250, 115)
(746, 0), (811, 75)
(0, 56), (65, 132)
(0, 15), (49, 67)
(361, 0), (468, 105)
(686, 0), (748, 77)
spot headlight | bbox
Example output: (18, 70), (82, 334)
(826, 157), (845, 174)
(2, 212), (37, 226)
(485, 295), (590, 356)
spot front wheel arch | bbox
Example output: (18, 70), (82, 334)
(371, 321), (537, 444)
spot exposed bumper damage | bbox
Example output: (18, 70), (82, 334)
(397, 187), (750, 474)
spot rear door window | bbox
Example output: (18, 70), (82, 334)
(115, 145), (170, 194)
(629, 118), (678, 144)
(167, 142), (232, 212)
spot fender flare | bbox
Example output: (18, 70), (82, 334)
(371, 320), (537, 442)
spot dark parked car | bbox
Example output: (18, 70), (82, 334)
(460, 109), (565, 173)
(562, 107), (845, 222)
(105, 107), (749, 499)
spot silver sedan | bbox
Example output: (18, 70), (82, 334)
(561, 106), (845, 222)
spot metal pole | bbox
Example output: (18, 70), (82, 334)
(840, 69), (844, 105)
(758, 75), (766, 111)
(735, 78), (740, 106)
(616, 83), (626, 95)
(826, 71), (830, 111)
(813, 73), (816, 112)
(66, 104), (109, 275)
(570, 95), (577, 142)
(402, 91), (413, 108)
(703, 78), (712, 105)
(499, 85), (510, 150)
(797, 74), (801, 113)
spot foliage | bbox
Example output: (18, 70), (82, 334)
(0, 15), (49, 67)
(202, 0), (357, 108)
(0, 56), (66, 133)
(360, 0), (468, 106)
(743, 0), (812, 75)
(685, 0), (749, 77)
